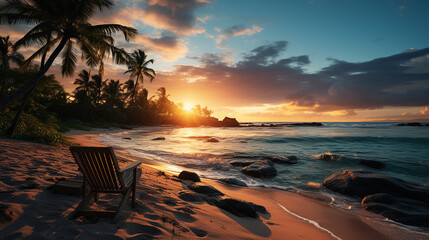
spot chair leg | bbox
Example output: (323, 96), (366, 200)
(94, 192), (99, 203)
(70, 191), (95, 219)
(131, 168), (137, 207)
(112, 187), (132, 224)
(131, 168), (142, 208)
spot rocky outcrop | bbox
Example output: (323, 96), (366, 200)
(314, 153), (341, 161)
(152, 137), (166, 141)
(323, 169), (429, 227)
(396, 122), (426, 127)
(229, 160), (255, 167)
(241, 160), (277, 178)
(207, 197), (267, 218)
(359, 159), (385, 169)
(361, 193), (429, 228)
(188, 182), (224, 196)
(178, 190), (203, 202)
(263, 155), (298, 164)
(206, 137), (219, 143)
(218, 178), (248, 187)
(323, 169), (429, 203)
(178, 171), (201, 182)
(221, 117), (240, 127)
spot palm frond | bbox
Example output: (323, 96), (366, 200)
(90, 24), (137, 41)
(20, 36), (61, 68)
(61, 39), (77, 76)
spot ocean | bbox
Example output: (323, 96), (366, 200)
(96, 122), (429, 209)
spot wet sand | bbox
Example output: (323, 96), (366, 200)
(0, 131), (428, 239)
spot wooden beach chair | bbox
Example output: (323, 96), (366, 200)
(69, 146), (142, 223)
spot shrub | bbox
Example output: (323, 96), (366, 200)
(0, 109), (69, 145)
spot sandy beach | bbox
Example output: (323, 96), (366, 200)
(1, 131), (428, 240)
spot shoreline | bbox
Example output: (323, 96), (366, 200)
(0, 130), (427, 239)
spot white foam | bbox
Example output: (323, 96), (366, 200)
(276, 202), (342, 240)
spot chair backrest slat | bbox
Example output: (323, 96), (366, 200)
(69, 147), (125, 192)
(93, 152), (111, 190)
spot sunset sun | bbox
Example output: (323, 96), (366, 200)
(183, 104), (193, 112)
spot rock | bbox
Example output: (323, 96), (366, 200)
(188, 182), (224, 196)
(152, 137), (166, 141)
(323, 169), (429, 203)
(241, 160), (277, 178)
(20, 181), (40, 189)
(359, 159), (385, 169)
(178, 190), (202, 202)
(178, 171), (201, 182)
(206, 138), (219, 143)
(361, 193), (429, 228)
(0, 203), (13, 224)
(315, 153), (341, 161)
(120, 124), (133, 129)
(218, 178), (248, 187)
(229, 160), (255, 167)
(122, 137), (131, 140)
(396, 122), (422, 127)
(221, 117), (240, 127)
(208, 197), (267, 218)
(263, 156), (298, 164)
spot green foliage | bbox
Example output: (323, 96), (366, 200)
(0, 109), (69, 145)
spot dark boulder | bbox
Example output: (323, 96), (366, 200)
(152, 137), (166, 141)
(361, 193), (429, 228)
(206, 138), (219, 143)
(397, 122), (422, 127)
(315, 153), (341, 161)
(178, 190), (203, 202)
(120, 124), (133, 129)
(187, 182), (224, 196)
(218, 178), (248, 187)
(323, 169), (429, 203)
(263, 155), (298, 164)
(178, 171), (201, 182)
(122, 137), (131, 140)
(207, 197), (267, 218)
(241, 160), (277, 178)
(229, 160), (255, 167)
(221, 117), (240, 127)
(359, 159), (385, 169)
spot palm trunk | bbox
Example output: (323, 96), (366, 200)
(0, 37), (68, 108)
(4, 37), (68, 136)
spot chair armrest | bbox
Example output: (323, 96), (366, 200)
(120, 161), (142, 174)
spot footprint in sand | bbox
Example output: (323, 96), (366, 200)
(190, 227), (208, 237)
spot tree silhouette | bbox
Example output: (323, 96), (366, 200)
(0, 0), (137, 134)
(125, 50), (155, 102)
(0, 36), (24, 96)
(102, 80), (123, 108)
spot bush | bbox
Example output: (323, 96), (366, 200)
(0, 109), (69, 145)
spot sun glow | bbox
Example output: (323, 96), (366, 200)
(183, 104), (193, 112)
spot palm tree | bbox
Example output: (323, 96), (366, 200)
(73, 70), (92, 121)
(124, 50), (156, 102)
(156, 87), (172, 115)
(0, 36), (24, 95)
(73, 70), (92, 103)
(0, 0), (137, 134)
(0, 36), (23, 70)
(123, 79), (136, 102)
(90, 74), (106, 105)
(102, 80), (123, 108)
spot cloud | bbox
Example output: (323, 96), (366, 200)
(138, 0), (209, 35)
(224, 24), (263, 36)
(116, 31), (188, 62)
(215, 24), (263, 50)
(155, 42), (429, 116)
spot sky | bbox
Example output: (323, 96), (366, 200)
(2, 0), (429, 122)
